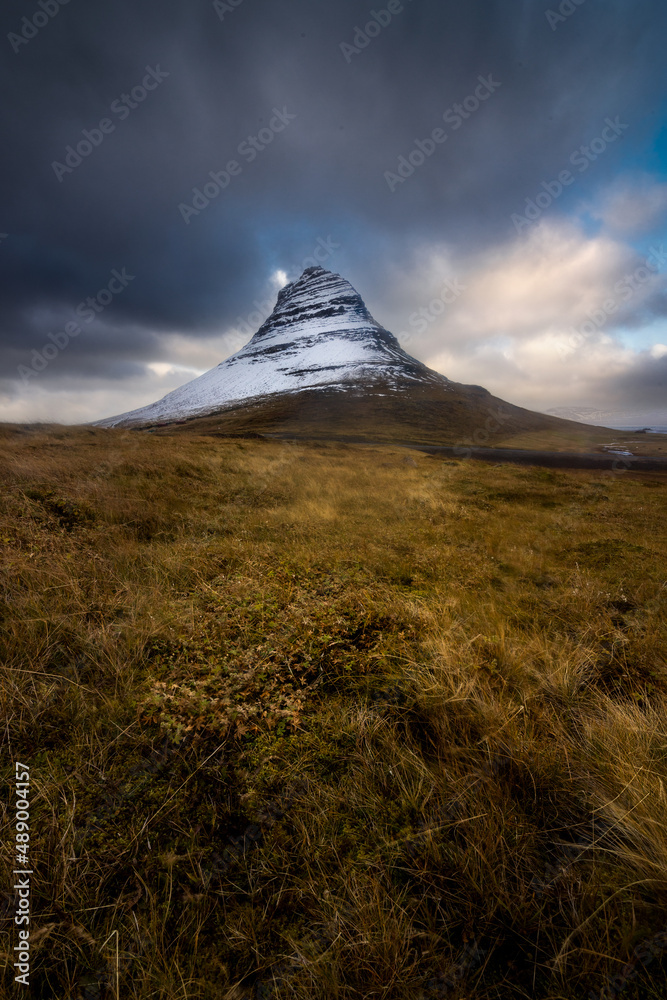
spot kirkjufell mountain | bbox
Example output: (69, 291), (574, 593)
(95, 266), (601, 446)
(96, 267), (449, 427)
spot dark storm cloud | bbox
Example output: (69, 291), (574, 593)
(608, 351), (667, 409)
(1, 0), (666, 407)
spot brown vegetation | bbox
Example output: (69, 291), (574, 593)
(0, 424), (666, 998)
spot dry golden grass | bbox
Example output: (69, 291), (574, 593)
(0, 424), (666, 999)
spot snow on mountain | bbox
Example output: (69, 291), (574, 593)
(95, 266), (450, 427)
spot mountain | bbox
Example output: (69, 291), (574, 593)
(95, 266), (451, 427)
(94, 266), (616, 450)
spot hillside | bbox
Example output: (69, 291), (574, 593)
(151, 380), (667, 456)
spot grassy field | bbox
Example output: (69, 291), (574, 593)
(1, 424), (666, 999)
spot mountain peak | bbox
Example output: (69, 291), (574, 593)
(249, 265), (397, 349)
(272, 264), (328, 306)
(95, 268), (448, 428)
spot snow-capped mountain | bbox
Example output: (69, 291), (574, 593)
(95, 267), (450, 428)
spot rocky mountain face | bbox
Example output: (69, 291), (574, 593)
(95, 266), (451, 428)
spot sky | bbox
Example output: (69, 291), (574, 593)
(1, 0), (666, 428)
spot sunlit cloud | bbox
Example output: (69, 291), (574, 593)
(272, 269), (289, 288)
(384, 217), (667, 420)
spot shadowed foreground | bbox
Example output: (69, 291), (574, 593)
(1, 425), (666, 999)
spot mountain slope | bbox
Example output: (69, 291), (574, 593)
(95, 267), (449, 428)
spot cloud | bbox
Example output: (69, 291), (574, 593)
(389, 218), (667, 417)
(588, 175), (667, 236)
(1, 0), (666, 424)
